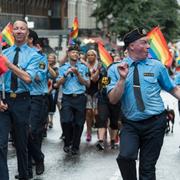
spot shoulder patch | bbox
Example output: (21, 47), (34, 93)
(39, 61), (46, 69)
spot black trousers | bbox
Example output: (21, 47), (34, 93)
(60, 94), (86, 150)
(28, 95), (48, 169)
(0, 94), (30, 179)
(117, 112), (167, 180)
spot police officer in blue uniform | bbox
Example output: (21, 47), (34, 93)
(27, 29), (54, 178)
(0, 20), (40, 180)
(107, 28), (180, 180)
(56, 44), (90, 155)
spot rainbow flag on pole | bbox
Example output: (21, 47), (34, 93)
(2, 22), (14, 46)
(147, 27), (172, 67)
(68, 17), (79, 45)
(98, 43), (113, 68)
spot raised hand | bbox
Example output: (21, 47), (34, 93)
(117, 62), (129, 80)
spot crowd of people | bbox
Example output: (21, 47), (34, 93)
(0, 19), (180, 180)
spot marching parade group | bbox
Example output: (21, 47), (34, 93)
(0, 19), (180, 180)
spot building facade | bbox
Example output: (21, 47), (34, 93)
(0, 0), (97, 31)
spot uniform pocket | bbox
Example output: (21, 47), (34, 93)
(144, 76), (157, 84)
(143, 77), (158, 93)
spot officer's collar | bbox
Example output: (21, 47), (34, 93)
(124, 56), (149, 67)
(14, 43), (28, 51)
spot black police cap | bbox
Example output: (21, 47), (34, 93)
(68, 44), (80, 52)
(123, 28), (147, 50)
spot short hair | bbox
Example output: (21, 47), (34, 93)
(13, 19), (28, 25)
(28, 29), (39, 45)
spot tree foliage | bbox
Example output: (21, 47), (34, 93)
(92, 0), (180, 41)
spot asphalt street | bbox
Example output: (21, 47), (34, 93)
(8, 91), (180, 180)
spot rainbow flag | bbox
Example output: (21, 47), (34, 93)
(69, 17), (79, 45)
(0, 34), (8, 75)
(2, 22), (14, 46)
(147, 27), (172, 67)
(98, 43), (113, 68)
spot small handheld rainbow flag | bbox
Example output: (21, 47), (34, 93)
(2, 22), (14, 46)
(98, 43), (113, 68)
(147, 27), (172, 67)
(68, 17), (79, 45)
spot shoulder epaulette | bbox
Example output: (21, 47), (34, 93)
(107, 61), (121, 70)
(60, 63), (66, 67)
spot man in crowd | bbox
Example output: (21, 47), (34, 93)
(56, 44), (90, 155)
(0, 20), (40, 180)
(107, 28), (180, 180)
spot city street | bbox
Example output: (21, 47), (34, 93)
(8, 91), (180, 180)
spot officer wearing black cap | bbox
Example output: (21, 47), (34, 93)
(107, 27), (180, 180)
(56, 44), (90, 155)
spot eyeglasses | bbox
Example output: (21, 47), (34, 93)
(87, 54), (95, 56)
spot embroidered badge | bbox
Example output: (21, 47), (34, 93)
(39, 62), (46, 69)
(101, 77), (111, 87)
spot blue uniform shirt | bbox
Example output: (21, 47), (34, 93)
(1, 44), (40, 93)
(174, 72), (180, 85)
(57, 61), (89, 94)
(30, 49), (48, 95)
(107, 57), (176, 121)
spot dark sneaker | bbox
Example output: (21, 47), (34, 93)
(96, 141), (104, 151)
(86, 133), (92, 142)
(111, 140), (118, 149)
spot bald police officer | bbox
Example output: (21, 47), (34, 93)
(107, 28), (180, 180)
(0, 20), (39, 180)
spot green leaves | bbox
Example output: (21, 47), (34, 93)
(92, 0), (180, 40)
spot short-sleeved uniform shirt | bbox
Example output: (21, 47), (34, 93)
(1, 44), (40, 93)
(57, 61), (89, 94)
(30, 49), (48, 95)
(107, 57), (176, 121)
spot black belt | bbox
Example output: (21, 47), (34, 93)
(31, 94), (48, 98)
(125, 111), (166, 124)
(63, 93), (84, 97)
(2, 92), (30, 99)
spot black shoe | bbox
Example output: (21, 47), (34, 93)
(71, 148), (79, 155)
(15, 171), (33, 179)
(96, 140), (104, 151)
(42, 130), (47, 137)
(36, 160), (45, 175)
(63, 146), (71, 153)
(28, 169), (33, 179)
